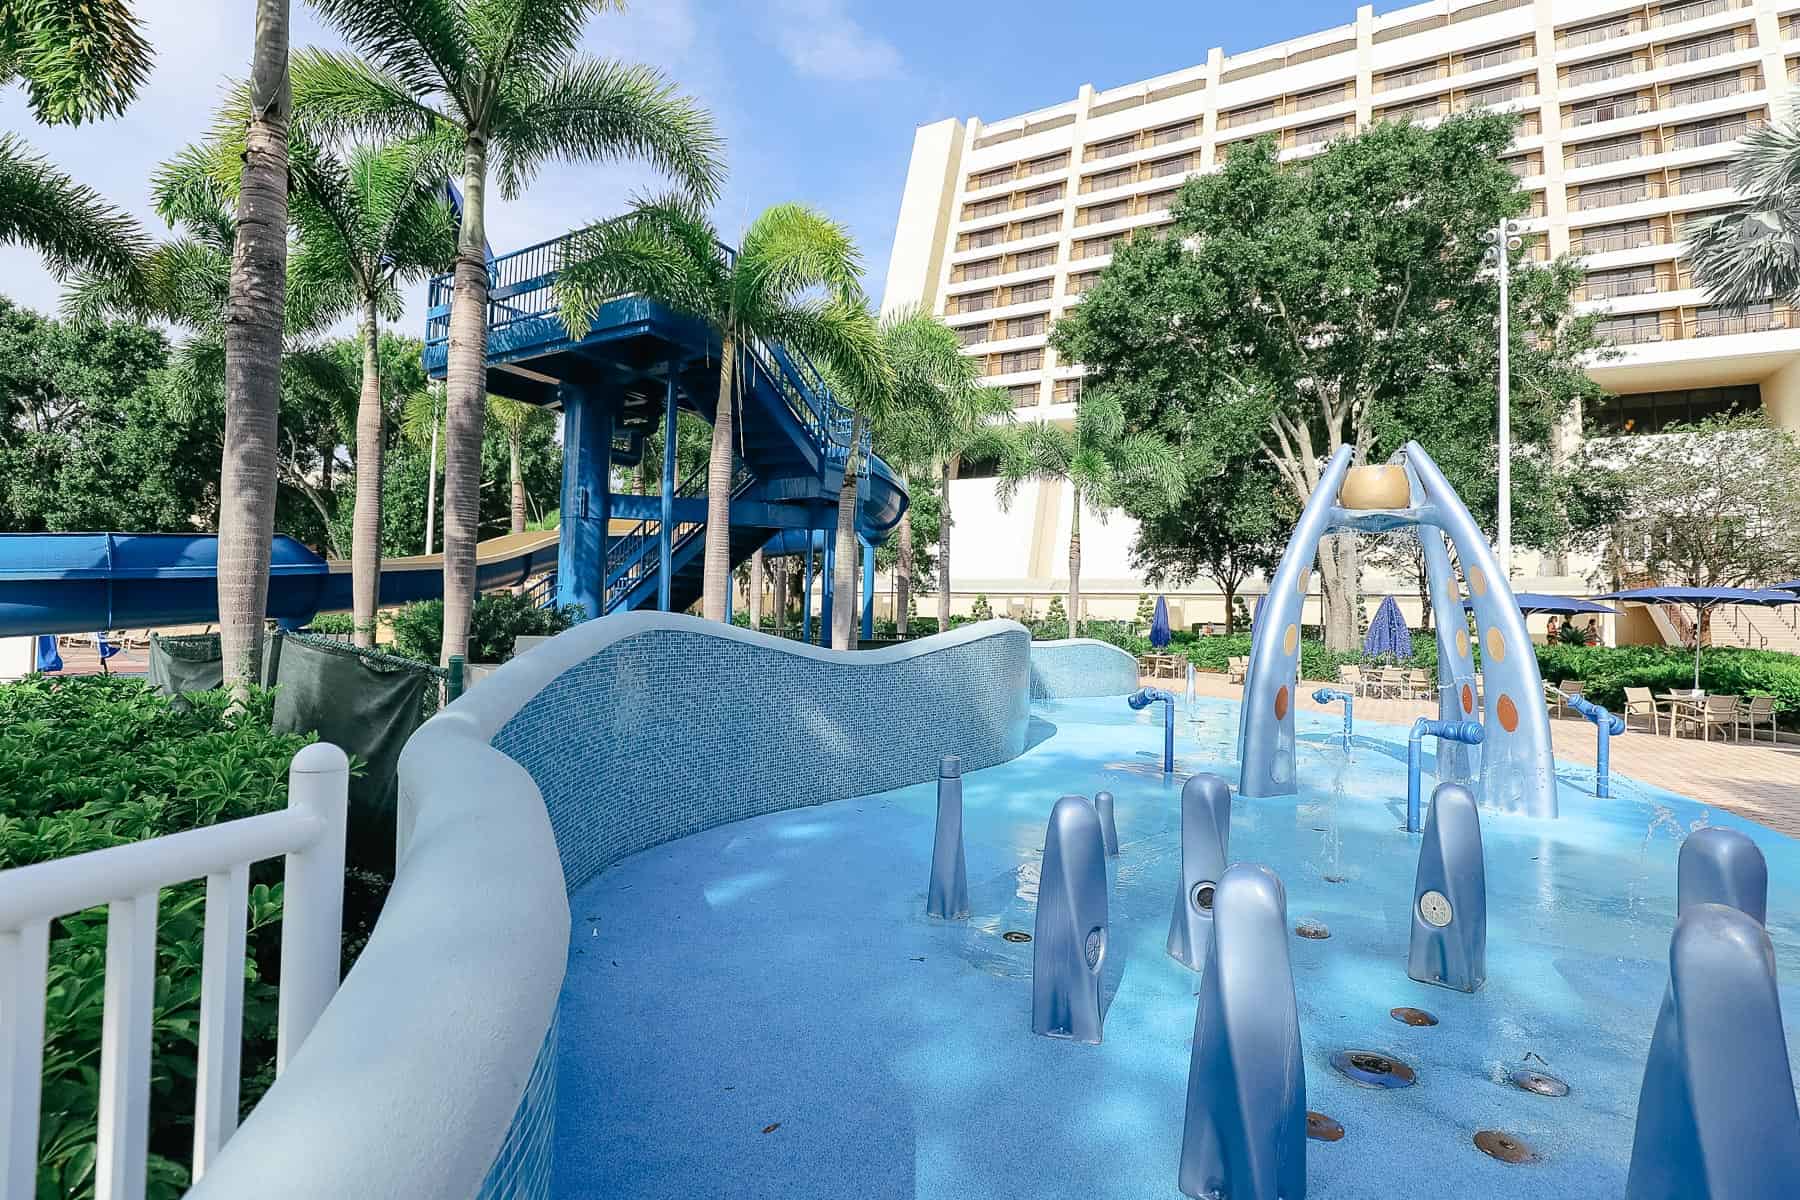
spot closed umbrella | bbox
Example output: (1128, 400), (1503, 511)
(1150, 595), (1172, 650)
(1591, 586), (1800, 690)
(1362, 595), (1413, 660)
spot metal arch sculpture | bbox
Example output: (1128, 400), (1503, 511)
(1238, 440), (1557, 819)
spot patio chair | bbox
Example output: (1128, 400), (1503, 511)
(1683, 695), (1742, 743)
(1338, 664), (1364, 697)
(1737, 694), (1778, 744)
(1546, 679), (1584, 717)
(1622, 687), (1661, 735)
(1406, 669), (1431, 700)
(1228, 656), (1248, 685)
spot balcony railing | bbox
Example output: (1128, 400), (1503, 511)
(1566, 94), (1656, 126)
(1572, 224), (1671, 253)
(1690, 305), (1792, 335)
(1562, 55), (1651, 88)
(1663, 70), (1755, 107)
(1376, 62), (1450, 92)
(1674, 165), (1733, 193)
(1651, 0), (1740, 29)
(1566, 136), (1661, 169)
(1459, 77), (1537, 109)
(1654, 30), (1755, 67)
(1577, 269), (1677, 299)
(1599, 317), (1682, 344)
(1559, 17), (1646, 50)
(1665, 113), (1763, 150)
(1455, 43), (1529, 74)
(1574, 177), (1666, 209)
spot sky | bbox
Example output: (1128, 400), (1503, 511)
(0, 0), (1411, 331)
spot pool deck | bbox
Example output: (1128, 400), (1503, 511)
(1157, 672), (1800, 838)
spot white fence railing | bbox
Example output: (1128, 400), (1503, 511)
(0, 742), (349, 1200)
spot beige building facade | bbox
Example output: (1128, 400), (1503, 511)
(878, 0), (1800, 644)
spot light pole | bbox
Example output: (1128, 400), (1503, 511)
(1482, 218), (1524, 580)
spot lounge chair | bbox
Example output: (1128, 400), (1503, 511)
(1622, 686), (1661, 735)
(1737, 694), (1778, 744)
(1228, 656), (1248, 685)
(1338, 664), (1365, 697)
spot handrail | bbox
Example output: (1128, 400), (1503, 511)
(0, 744), (349, 1195)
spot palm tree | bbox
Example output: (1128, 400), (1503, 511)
(0, 0), (153, 126)
(553, 194), (885, 619)
(828, 308), (991, 649)
(865, 316), (1009, 634)
(1687, 114), (1800, 310)
(294, 0), (724, 664)
(400, 387), (447, 553)
(486, 395), (552, 533)
(284, 138), (456, 645)
(993, 391), (1181, 637)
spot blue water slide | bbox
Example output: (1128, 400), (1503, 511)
(0, 531), (560, 638)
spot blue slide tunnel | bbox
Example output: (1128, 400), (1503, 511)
(0, 531), (561, 638)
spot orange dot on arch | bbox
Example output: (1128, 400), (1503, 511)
(1497, 693), (1519, 732)
(1470, 567), (1488, 597)
(1461, 684), (1474, 714)
(1275, 685), (1290, 720)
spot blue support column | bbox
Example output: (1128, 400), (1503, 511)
(821, 526), (835, 644)
(802, 536), (814, 643)
(555, 385), (608, 618)
(860, 535), (875, 640)
(658, 367), (676, 613)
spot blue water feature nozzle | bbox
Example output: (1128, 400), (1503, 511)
(1128, 687), (1177, 774)
(1565, 693), (1626, 798)
(1311, 687), (1354, 751)
(1406, 718), (1485, 833)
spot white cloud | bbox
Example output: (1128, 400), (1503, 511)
(770, 0), (904, 83)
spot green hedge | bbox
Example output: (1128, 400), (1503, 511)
(386, 592), (583, 664)
(0, 677), (312, 1199)
(1536, 643), (1800, 718)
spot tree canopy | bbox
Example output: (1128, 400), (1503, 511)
(1052, 111), (1608, 645)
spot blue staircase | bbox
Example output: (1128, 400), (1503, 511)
(422, 227), (907, 617)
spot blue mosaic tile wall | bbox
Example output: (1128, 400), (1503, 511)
(474, 1012), (559, 1200)
(1029, 639), (1140, 699)
(493, 625), (1031, 895)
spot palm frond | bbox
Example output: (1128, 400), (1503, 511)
(1686, 205), (1800, 309)
(291, 47), (451, 144)
(736, 202), (864, 314)
(465, 0), (615, 98)
(761, 295), (890, 407)
(553, 193), (728, 333)
(0, 132), (146, 279)
(399, 387), (445, 452)
(304, 0), (472, 109)
(2, 0), (152, 125)
(493, 56), (725, 202)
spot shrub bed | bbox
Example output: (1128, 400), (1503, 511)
(1536, 642), (1800, 720)
(0, 677), (314, 1199)
(386, 592), (583, 663)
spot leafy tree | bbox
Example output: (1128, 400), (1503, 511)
(1576, 413), (1800, 640)
(1129, 453), (1286, 635)
(553, 194), (883, 621)
(1053, 111), (1606, 649)
(297, 0), (724, 664)
(992, 390), (1181, 637)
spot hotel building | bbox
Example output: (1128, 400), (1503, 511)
(878, 0), (1800, 646)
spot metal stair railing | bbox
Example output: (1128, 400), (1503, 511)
(603, 460), (755, 613)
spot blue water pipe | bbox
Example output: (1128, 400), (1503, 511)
(1565, 693), (1626, 798)
(1311, 687), (1354, 751)
(1407, 718), (1485, 833)
(1128, 687), (1177, 775)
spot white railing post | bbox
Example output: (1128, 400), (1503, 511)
(191, 862), (249, 1180)
(0, 921), (50, 1200)
(95, 891), (158, 1200)
(276, 742), (350, 1073)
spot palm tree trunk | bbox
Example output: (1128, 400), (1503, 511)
(749, 548), (765, 630)
(702, 338), (737, 621)
(508, 430), (525, 534)
(423, 397), (439, 555)
(937, 456), (954, 632)
(772, 557), (788, 633)
(441, 138), (490, 666)
(896, 511), (913, 639)
(1067, 486), (1081, 639)
(831, 414), (864, 650)
(351, 295), (383, 648)
(217, 0), (290, 693)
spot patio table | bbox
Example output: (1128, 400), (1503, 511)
(1655, 693), (1705, 739)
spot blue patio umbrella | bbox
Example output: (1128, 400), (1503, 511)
(34, 635), (61, 672)
(1362, 595), (1413, 660)
(1770, 579), (1800, 593)
(1150, 595), (1172, 650)
(1591, 586), (1800, 690)
(1509, 593), (1618, 617)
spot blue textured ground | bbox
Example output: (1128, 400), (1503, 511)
(552, 697), (1800, 1198)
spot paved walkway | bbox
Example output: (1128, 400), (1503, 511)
(1145, 671), (1800, 839)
